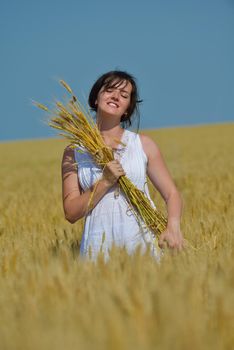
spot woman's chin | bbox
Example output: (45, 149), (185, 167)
(98, 110), (122, 119)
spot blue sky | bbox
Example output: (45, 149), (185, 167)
(0, 0), (234, 141)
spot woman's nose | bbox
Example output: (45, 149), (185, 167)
(111, 90), (120, 100)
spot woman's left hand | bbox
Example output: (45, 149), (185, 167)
(158, 226), (185, 252)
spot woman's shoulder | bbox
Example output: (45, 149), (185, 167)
(138, 133), (161, 158)
(63, 144), (85, 156)
(126, 130), (160, 150)
(138, 132), (159, 146)
(62, 144), (75, 163)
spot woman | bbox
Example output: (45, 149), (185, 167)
(62, 71), (184, 262)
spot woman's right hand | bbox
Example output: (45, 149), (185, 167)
(102, 160), (126, 186)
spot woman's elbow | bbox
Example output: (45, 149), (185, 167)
(174, 188), (182, 201)
(65, 214), (76, 224)
(166, 188), (182, 203)
(173, 189), (183, 208)
(64, 210), (81, 224)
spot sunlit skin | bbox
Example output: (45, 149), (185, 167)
(95, 81), (132, 146)
(62, 79), (184, 252)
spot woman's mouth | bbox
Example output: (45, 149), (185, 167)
(107, 102), (119, 108)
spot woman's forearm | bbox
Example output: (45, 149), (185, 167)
(64, 178), (112, 223)
(158, 190), (184, 249)
(165, 190), (183, 229)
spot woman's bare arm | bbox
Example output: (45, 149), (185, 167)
(62, 146), (125, 223)
(139, 134), (184, 250)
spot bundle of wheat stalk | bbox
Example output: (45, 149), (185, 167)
(35, 80), (167, 236)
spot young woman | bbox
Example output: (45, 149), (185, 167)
(62, 71), (184, 262)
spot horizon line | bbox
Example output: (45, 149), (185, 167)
(0, 120), (233, 144)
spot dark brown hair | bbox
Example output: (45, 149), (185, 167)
(88, 70), (142, 128)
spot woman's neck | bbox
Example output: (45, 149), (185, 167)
(96, 115), (123, 137)
(99, 125), (123, 137)
(97, 121), (124, 148)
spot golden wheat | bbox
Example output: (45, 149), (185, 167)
(0, 123), (233, 350)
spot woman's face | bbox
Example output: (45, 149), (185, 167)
(96, 80), (132, 120)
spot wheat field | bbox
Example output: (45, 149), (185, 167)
(0, 123), (233, 350)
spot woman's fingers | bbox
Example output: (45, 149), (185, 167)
(158, 232), (184, 252)
(158, 240), (167, 249)
(103, 160), (126, 185)
(158, 235), (167, 249)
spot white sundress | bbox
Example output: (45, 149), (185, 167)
(74, 129), (162, 263)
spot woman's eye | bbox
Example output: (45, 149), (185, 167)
(105, 88), (129, 98)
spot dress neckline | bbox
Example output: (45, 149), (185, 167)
(113, 128), (127, 150)
(101, 128), (127, 151)
(113, 129), (129, 161)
